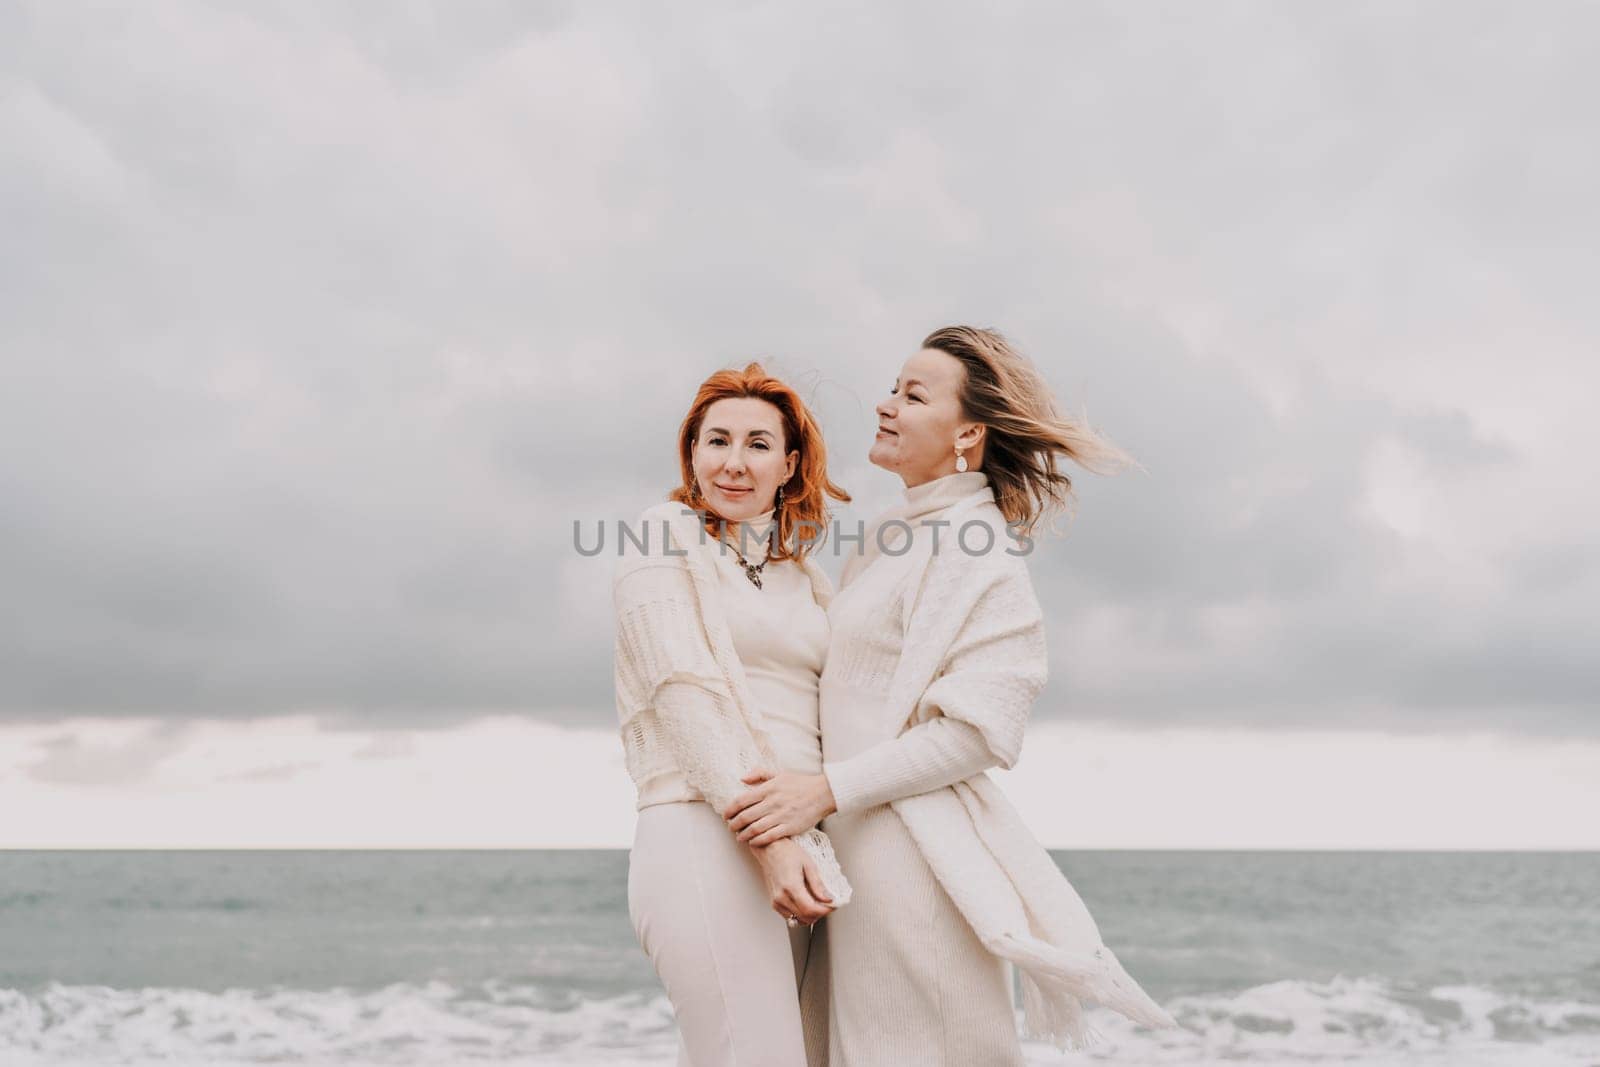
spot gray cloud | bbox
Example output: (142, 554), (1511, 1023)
(2, 1), (1596, 738)
(22, 721), (192, 787)
(216, 760), (321, 785)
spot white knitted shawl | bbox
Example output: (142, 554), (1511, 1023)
(612, 500), (853, 904)
(856, 484), (1180, 1050)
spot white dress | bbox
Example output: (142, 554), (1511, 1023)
(819, 472), (1026, 1067)
(626, 508), (832, 1067)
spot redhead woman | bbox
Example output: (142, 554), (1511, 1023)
(722, 327), (1181, 1063)
(613, 362), (853, 1067)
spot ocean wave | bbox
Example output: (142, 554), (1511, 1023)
(1, 975), (1598, 1065)
(1056, 974), (1600, 1065)
(0, 979), (677, 1065)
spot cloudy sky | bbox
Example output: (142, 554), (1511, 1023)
(3, 1), (1597, 848)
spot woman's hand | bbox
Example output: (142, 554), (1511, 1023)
(751, 836), (834, 925)
(722, 768), (838, 847)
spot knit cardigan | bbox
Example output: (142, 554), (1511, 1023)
(612, 500), (853, 904)
(847, 482), (1180, 1050)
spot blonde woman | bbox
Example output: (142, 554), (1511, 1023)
(613, 362), (853, 1067)
(723, 327), (1180, 1063)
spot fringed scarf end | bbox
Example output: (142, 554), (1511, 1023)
(1019, 970), (1105, 1051)
(1013, 942), (1182, 1050)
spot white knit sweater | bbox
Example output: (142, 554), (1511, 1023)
(632, 507), (830, 807)
(612, 500), (853, 903)
(824, 473), (1180, 1050)
(820, 472), (999, 815)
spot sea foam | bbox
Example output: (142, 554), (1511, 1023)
(2, 974), (1598, 1065)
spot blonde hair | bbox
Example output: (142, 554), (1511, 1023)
(922, 325), (1142, 536)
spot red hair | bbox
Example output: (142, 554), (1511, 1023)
(669, 362), (850, 561)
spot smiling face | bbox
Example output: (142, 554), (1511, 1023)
(869, 348), (986, 487)
(690, 397), (799, 523)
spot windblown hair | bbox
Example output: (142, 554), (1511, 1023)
(923, 325), (1142, 536)
(668, 362), (850, 561)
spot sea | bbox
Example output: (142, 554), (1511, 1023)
(0, 850), (1596, 1066)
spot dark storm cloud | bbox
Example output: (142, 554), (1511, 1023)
(2, 1), (1596, 737)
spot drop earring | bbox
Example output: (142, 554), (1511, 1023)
(776, 484), (785, 510)
(955, 446), (968, 473)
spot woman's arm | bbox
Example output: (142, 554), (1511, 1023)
(613, 555), (764, 815)
(725, 561), (1048, 838)
(821, 715), (996, 816)
(723, 718), (992, 843)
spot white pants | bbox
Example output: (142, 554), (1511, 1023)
(628, 801), (828, 1067)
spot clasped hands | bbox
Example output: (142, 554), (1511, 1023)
(721, 767), (838, 847)
(722, 768), (840, 927)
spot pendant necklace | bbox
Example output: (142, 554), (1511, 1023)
(721, 528), (769, 590)
(729, 544), (767, 589)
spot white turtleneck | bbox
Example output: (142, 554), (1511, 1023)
(819, 471), (1000, 815)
